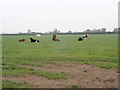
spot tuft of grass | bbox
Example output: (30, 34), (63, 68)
(72, 84), (80, 88)
(2, 64), (31, 77)
(96, 77), (101, 81)
(2, 80), (33, 88)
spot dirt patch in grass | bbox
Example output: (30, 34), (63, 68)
(3, 60), (119, 88)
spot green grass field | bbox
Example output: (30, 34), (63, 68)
(2, 34), (118, 88)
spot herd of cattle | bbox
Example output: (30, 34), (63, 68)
(18, 34), (90, 43)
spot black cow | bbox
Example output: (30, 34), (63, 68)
(78, 37), (83, 41)
(30, 38), (39, 43)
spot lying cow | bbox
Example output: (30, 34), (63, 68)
(52, 35), (60, 41)
(78, 37), (83, 41)
(30, 38), (39, 43)
(52, 37), (60, 41)
(82, 34), (90, 39)
(36, 34), (41, 38)
(19, 39), (25, 42)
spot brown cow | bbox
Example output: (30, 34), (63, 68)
(52, 35), (60, 41)
(19, 39), (25, 42)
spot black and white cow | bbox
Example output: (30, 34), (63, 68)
(30, 38), (39, 43)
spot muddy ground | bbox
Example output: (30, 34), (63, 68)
(3, 60), (119, 88)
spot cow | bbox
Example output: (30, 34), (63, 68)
(52, 37), (60, 41)
(36, 34), (41, 38)
(30, 38), (39, 43)
(82, 34), (90, 39)
(53, 35), (56, 38)
(78, 34), (90, 41)
(19, 39), (25, 42)
(78, 37), (83, 41)
(52, 35), (60, 41)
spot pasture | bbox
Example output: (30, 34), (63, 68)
(2, 34), (118, 88)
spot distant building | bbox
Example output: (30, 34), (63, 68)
(27, 30), (32, 34)
(53, 29), (58, 33)
(113, 28), (118, 32)
(53, 29), (60, 34)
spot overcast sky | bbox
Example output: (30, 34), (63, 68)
(0, 0), (119, 33)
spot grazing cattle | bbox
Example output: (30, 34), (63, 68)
(30, 38), (39, 43)
(78, 37), (83, 41)
(52, 35), (60, 41)
(36, 34), (41, 38)
(19, 39), (25, 42)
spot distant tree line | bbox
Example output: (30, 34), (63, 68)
(83, 28), (119, 34)
(43, 28), (120, 35)
(1, 28), (120, 35)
